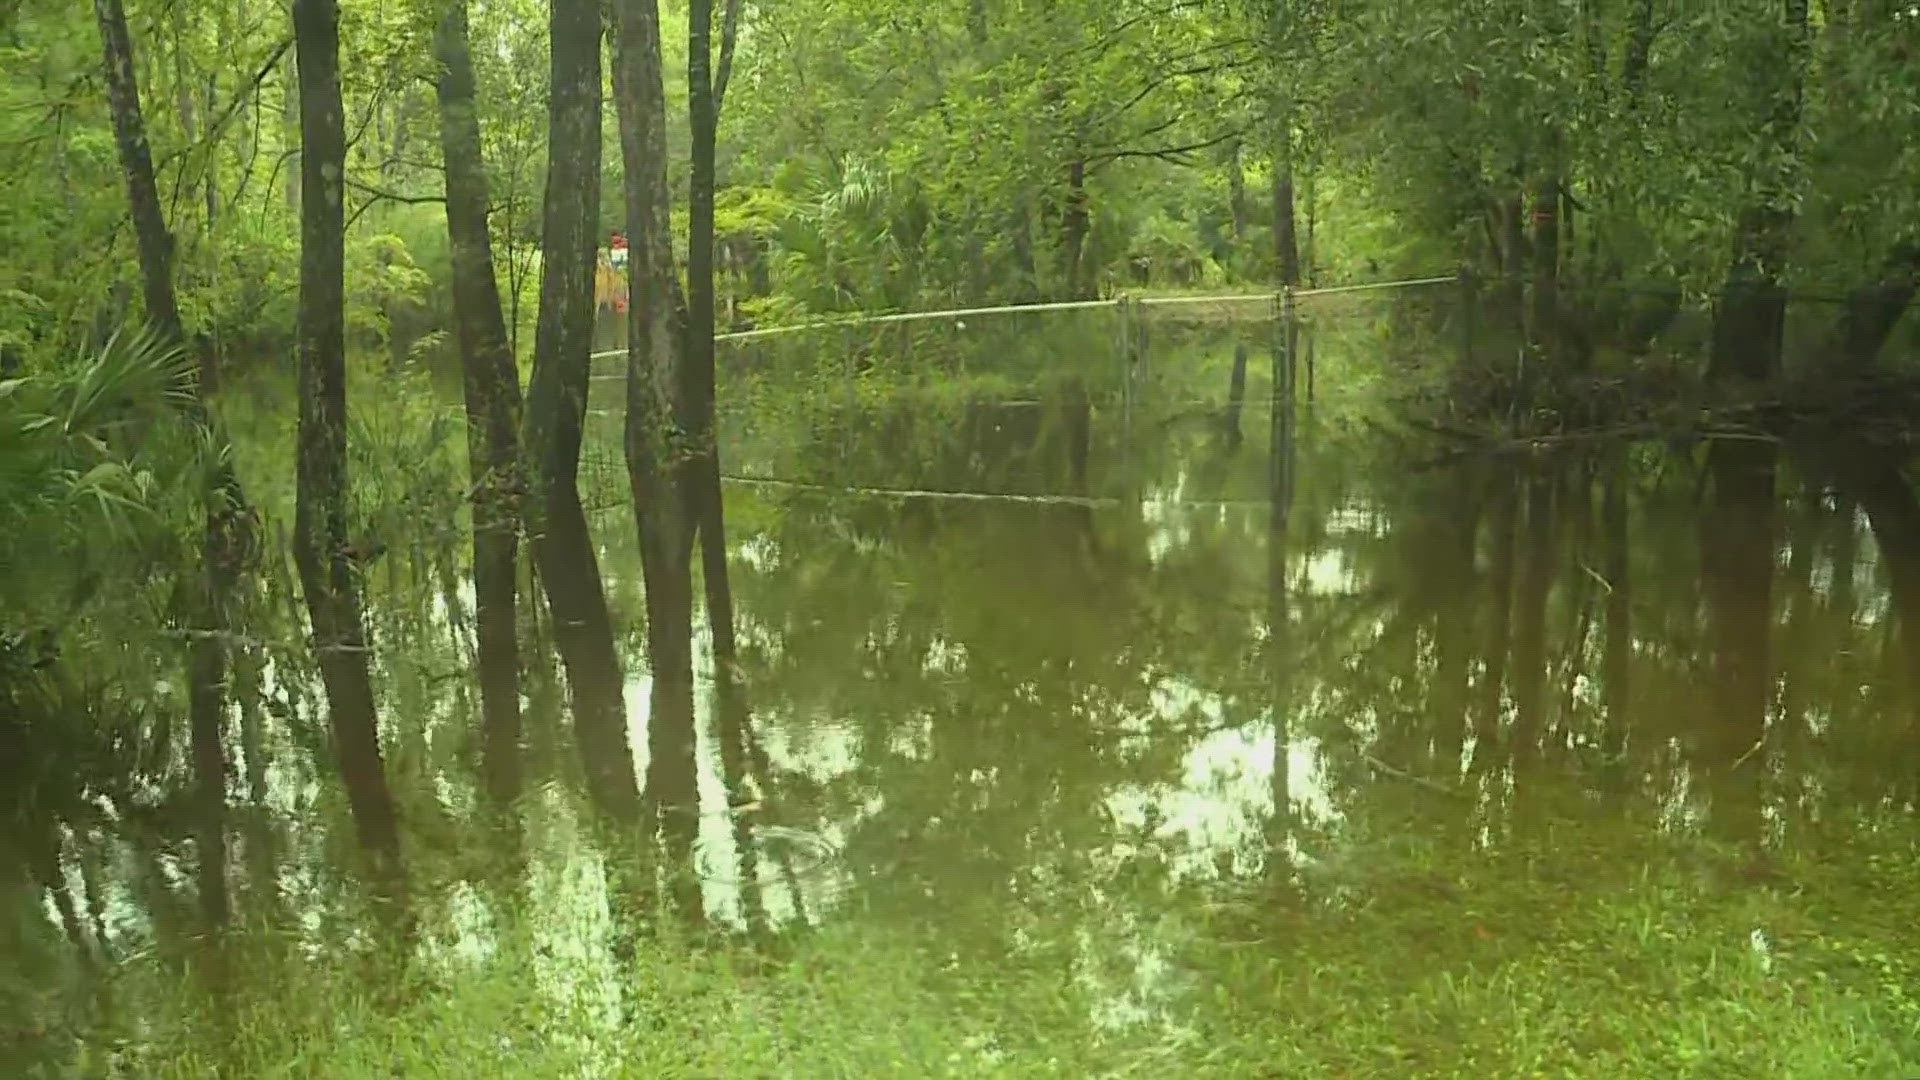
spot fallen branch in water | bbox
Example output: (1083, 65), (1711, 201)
(1362, 752), (1469, 800)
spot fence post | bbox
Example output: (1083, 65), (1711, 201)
(1459, 266), (1477, 373)
(1281, 287), (1298, 405)
(1284, 286), (1306, 403)
(1269, 289), (1294, 507)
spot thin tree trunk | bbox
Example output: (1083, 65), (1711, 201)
(1224, 342), (1249, 448)
(611, 0), (701, 918)
(1600, 446), (1633, 791)
(1431, 470), (1482, 776)
(434, 0), (524, 809)
(95, 0), (238, 934)
(1060, 159), (1091, 299)
(1699, 439), (1776, 841)
(1473, 472), (1519, 770)
(292, 0), (406, 901)
(689, 0), (740, 672)
(1510, 461), (1556, 788)
(716, 670), (768, 936)
(1228, 140), (1248, 269)
(1264, 358), (1296, 875)
(1529, 172), (1561, 361)
(1831, 446), (1920, 700)
(524, 0), (639, 826)
(283, 51), (299, 214)
(1272, 112), (1299, 287)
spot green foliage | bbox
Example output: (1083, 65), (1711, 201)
(0, 325), (198, 614)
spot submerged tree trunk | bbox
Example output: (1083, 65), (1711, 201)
(1473, 471), (1519, 770)
(1264, 341), (1296, 875)
(1509, 461), (1556, 787)
(1430, 469), (1482, 776)
(1838, 241), (1920, 369)
(611, 0), (700, 916)
(525, 0), (639, 825)
(1831, 445), (1920, 701)
(1699, 439), (1776, 841)
(95, 0), (240, 934)
(292, 0), (406, 898)
(434, 0), (524, 809)
(689, 0), (740, 672)
(1600, 447), (1633, 791)
(1224, 342), (1249, 448)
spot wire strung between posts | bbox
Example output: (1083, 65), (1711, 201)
(721, 474), (1119, 507)
(584, 274), (1461, 362)
(722, 474), (1282, 509)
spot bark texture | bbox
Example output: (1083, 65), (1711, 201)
(433, 0), (524, 808)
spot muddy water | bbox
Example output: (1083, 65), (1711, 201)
(15, 307), (1920, 1060)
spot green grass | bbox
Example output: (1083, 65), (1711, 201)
(87, 821), (1920, 1079)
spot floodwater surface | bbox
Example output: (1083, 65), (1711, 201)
(12, 302), (1920, 1073)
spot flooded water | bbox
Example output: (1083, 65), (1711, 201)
(14, 300), (1920, 1068)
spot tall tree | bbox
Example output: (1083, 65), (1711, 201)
(92, 0), (244, 934)
(291, 0), (406, 896)
(432, 0), (524, 809)
(525, 0), (639, 824)
(611, 0), (702, 918)
(1272, 108), (1299, 288)
(688, 0), (745, 669)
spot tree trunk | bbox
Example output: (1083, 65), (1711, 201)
(1707, 0), (1808, 383)
(434, 0), (524, 809)
(1509, 461), (1555, 787)
(1472, 471), (1519, 770)
(1831, 447), (1920, 692)
(1264, 354), (1296, 868)
(1529, 172), (1561, 361)
(1622, 0), (1657, 103)
(1224, 342), (1249, 448)
(1699, 439), (1776, 841)
(611, 0), (701, 917)
(1838, 241), (1920, 369)
(283, 51), (299, 215)
(1272, 116), (1299, 287)
(1430, 470), (1482, 776)
(689, 0), (740, 673)
(715, 670), (767, 935)
(1600, 446), (1632, 791)
(1228, 140), (1248, 264)
(292, 0), (406, 899)
(95, 0), (239, 934)
(524, 0), (638, 826)
(1057, 159), (1092, 299)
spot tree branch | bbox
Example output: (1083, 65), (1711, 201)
(343, 176), (444, 230)
(1085, 121), (1255, 172)
(714, 0), (744, 118)
(153, 36), (292, 172)
(345, 176), (443, 204)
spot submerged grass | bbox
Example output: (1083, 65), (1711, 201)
(104, 817), (1920, 1079)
